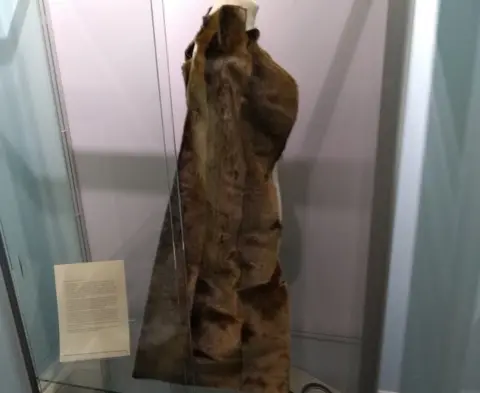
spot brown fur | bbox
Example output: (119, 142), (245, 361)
(133, 6), (299, 393)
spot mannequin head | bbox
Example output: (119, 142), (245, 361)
(210, 0), (259, 31)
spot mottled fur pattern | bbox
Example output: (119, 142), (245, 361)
(134, 6), (299, 393)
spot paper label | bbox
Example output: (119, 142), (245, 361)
(54, 260), (130, 362)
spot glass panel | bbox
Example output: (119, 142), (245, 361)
(0, 0), (84, 379)
(381, 1), (480, 392)
(402, 1), (480, 390)
(0, 240), (32, 393)
(1, 0), (190, 390)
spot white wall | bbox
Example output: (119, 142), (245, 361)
(48, 1), (388, 392)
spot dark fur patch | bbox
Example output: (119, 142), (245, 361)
(192, 303), (238, 331)
(241, 323), (255, 343)
(238, 266), (287, 320)
(270, 219), (283, 231)
(195, 279), (212, 296)
(193, 348), (216, 361)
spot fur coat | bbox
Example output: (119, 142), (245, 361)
(133, 6), (299, 393)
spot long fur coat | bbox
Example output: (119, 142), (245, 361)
(133, 6), (299, 393)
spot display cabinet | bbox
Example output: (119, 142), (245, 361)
(0, 0), (411, 392)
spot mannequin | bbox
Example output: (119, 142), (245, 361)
(209, 0), (259, 31)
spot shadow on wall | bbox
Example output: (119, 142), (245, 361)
(280, 0), (375, 287)
(72, 151), (177, 320)
(280, 159), (374, 284)
(74, 152), (373, 277)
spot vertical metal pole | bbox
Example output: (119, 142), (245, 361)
(358, 0), (416, 391)
(36, 0), (92, 263)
